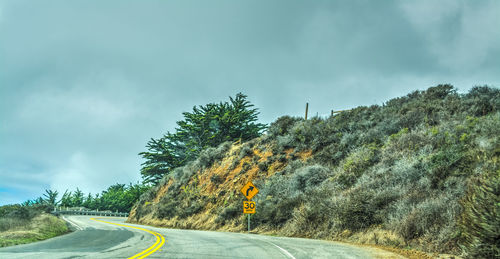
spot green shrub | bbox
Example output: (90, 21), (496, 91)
(290, 165), (330, 193)
(178, 201), (204, 219)
(426, 145), (469, 188)
(172, 164), (196, 187)
(465, 86), (500, 116)
(216, 205), (239, 224)
(155, 199), (180, 219)
(154, 192), (187, 219)
(331, 189), (377, 231)
(238, 145), (253, 159)
(268, 116), (302, 136)
(458, 171), (500, 258)
(276, 135), (295, 150)
(210, 174), (224, 185)
(258, 161), (269, 172)
(197, 142), (231, 169)
(312, 143), (344, 167)
(254, 197), (302, 228)
(0, 204), (22, 217)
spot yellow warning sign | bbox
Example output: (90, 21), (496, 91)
(243, 201), (256, 214)
(240, 181), (259, 200)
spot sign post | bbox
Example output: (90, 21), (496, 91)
(243, 201), (256, 232)
(240, 182), (259, 233)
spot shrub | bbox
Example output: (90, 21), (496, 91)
(254, 197), (302, 228)
(276, 135), (295, 150)
(369, 187), (403, 223)
(216, 205), (239, 224)
(399, 108), (425, 130)
(288, 118), (323, 150)
(268, 116), (302, 136)
(423, 84), (455, 100)
(278, 154), (287, 163)
(313, 143), (344, 166)
(426, 145), (469, 188)
(332, 189), (377, 231)
(172, 164), (196, 187)
(155, 198), (180, 219)
(465, 86), (500, 116)
(290, 165), (330, 193)
(335, 145), (378, 188)
(210, 174), (224, 185)
(389, 192), (462, 247)
(238, 145), (253, 159)
(178, 201), (204, 219)
(0, 217), (29, 232)
(458, 171), (500, 258)
(258, 161), (269, 172)
(4, 205), (44, 221)
(0, 204), (22, 217)
(197, 142), (231, 169)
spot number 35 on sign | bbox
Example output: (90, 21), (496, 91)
(243, 201), (255, 214)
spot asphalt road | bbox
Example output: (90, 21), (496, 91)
(0, 216), (403, 259)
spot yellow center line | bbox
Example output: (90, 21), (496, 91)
(90, 217), (165, 259)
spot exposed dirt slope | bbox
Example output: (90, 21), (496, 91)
(129, 139), (313, 231)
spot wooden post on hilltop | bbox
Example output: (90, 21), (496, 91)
(305, 103), (309, 120)
(331, 110), (333, 117)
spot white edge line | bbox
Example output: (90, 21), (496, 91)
(268, 241), (297, 259)
(246, 234), (296, 259)
(62, 216), (83, 231)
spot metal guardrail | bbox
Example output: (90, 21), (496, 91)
(51, 207), (129, 217)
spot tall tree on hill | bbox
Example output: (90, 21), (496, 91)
(140, 93), (267, 184)
(82, 193), (93, 209)
(42, 189), (59, 206)
(71, 188), (84, 207)
(60, 190), (72, 207)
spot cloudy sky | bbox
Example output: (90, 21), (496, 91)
(1, 0), (499, 205)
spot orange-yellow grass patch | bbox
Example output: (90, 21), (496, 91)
(153, 178), (174, 203)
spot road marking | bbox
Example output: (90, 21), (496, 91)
(268, 241), (297, 259)
(246, 235), (296, 259)
(90, 217), (165, 259)
(62, 216), (83, 230)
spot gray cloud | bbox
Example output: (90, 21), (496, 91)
(1, 0), (499, 204)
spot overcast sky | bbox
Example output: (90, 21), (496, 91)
(1, 0), (499, 205)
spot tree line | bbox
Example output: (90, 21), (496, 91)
(21, 183), (149, 213)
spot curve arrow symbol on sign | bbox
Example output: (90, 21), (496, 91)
(246, 186), (254, 197)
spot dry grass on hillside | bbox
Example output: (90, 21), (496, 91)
(0, 213), (69, 247)
(128, 141), (313, 232)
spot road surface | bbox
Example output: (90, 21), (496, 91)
(0, 216), (403, 258)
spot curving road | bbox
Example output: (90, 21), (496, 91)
(0, 216), (403, 258)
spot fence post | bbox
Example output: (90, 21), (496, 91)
(305, 103), (309, 120)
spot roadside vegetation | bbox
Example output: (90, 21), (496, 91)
(20, 183), (149, 213)
(0, 204), (68, 247)
(57, 183), (149, 213)
(129, 85), (499, 258)
(0, 182), (149, 247)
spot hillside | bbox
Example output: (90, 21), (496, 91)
(0, 205), (69, 247)
(128, 85), (499, 258)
